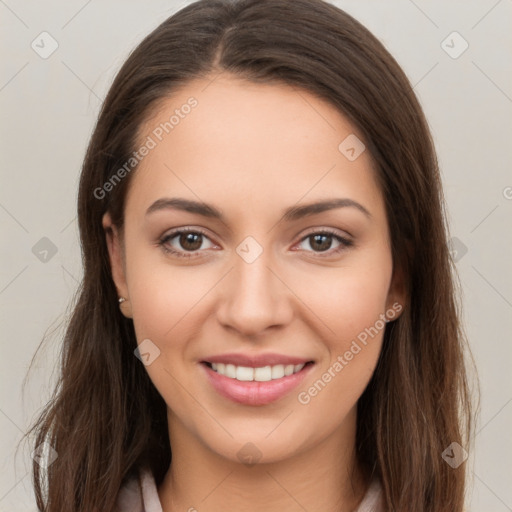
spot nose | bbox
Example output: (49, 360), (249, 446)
(216, 245), (293, 338)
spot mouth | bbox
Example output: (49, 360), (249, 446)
(200, 360), (315, 406)
(202, 361), (314, 381)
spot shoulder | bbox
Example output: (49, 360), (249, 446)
(355, 476), (384, 512)
(115, 467), (163, 512)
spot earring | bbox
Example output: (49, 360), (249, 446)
(118, 296), (132, 318)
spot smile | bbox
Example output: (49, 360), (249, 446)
(208, 362), (306, 381)
(200, 361), (315, 406)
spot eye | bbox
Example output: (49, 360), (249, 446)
(158, 228), (216, 258)
(295, 229), (353, 256)
(158, 227), (353, 259)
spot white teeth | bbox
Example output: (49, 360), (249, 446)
(271, 365), (285, 379)
(254, 366), (272, 381)
(236, 366), (254, 381)
(225, 363), (237, 378)
(209, 362), (306, 381)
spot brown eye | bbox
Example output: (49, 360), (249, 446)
(159, 228), (216, 258)
(296, 230), (353, 256)
(309, 233), (334, 252)
(178, 232), (203, 251)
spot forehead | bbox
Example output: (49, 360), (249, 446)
(125, 73), (383, 221)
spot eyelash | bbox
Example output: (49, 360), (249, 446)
(158, 227), (353, 259)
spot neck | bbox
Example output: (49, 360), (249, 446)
(158, 407), (368, 512)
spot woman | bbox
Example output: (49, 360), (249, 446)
(27, 0), (473, 510)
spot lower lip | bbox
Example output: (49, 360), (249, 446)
(200, 362), (314, 406)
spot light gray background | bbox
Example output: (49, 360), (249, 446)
(1, 0), (511, 510)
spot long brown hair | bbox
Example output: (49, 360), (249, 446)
(24, 0), (474, 510)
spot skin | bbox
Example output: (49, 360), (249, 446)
(103, 73), (404, 512)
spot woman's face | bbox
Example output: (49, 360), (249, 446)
(104, 74), (404, 464)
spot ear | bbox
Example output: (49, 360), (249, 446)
(102, 212), (133, 318)
(385, 261), (407, 321)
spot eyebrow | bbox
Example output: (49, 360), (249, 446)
(145, 197), (372, 221)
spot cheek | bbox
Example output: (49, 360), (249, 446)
(294, 251), (392, 405)
(125, 241), (214, 344)
(306, 259), (392, 348)
(294, 273), (390, 433)
(125, 257), (212, 414)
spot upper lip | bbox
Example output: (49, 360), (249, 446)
(202, 353), (314, 367)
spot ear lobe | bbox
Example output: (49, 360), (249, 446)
(102, 212), (132, 318)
